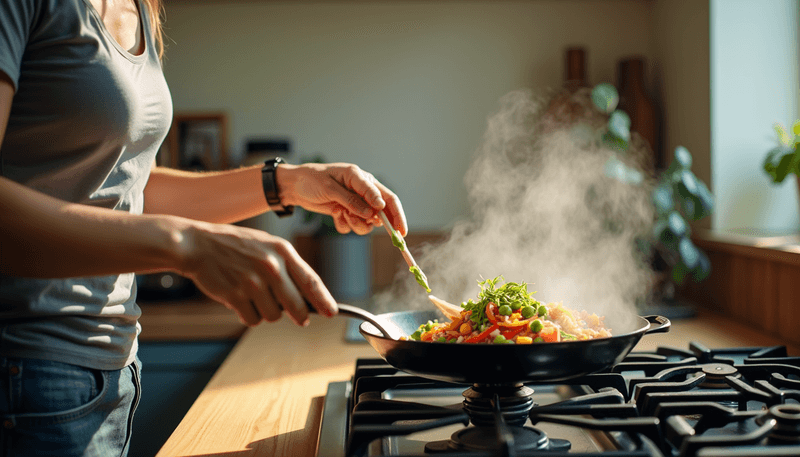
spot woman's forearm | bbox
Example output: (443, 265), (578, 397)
(143, 165), (269, 224)
(0, 176), (187, 278)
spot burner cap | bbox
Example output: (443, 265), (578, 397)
(767, 404), (800, 444)
(697, 363), (739, 389)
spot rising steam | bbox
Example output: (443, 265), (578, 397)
(374, 88), (654, 326)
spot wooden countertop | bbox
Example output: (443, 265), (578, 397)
(156, 309), (799, 457)
(138, 296), (247, 342)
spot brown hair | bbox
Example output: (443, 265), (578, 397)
(142, 0), (165, 59)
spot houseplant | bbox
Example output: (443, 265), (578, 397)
(763, 121), (800, 218)
(588, 83), (714, 300)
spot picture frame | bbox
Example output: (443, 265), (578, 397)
(159, 112), (229, 170)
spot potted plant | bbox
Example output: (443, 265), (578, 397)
(586, 83), (714, 308)
(763, 120), (800, 217)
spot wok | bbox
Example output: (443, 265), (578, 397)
(346, 306), (670, 384)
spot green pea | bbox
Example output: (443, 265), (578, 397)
(410, 330), (422, 340)
(510, 300), (523, 311)
(529, 319), (543, 333)
(493, 334), (507, 344)
(447, 338), (457, 343)
(437, 336), (447, 343)
(520, 306), (536, 319)
(537, 305), (548, 317)
(498, 305), (512, 316)
(533, 336), (544, 343)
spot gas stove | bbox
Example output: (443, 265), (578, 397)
(316, 342), (800, 457)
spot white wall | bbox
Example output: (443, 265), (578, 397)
(161, 0), (657, 236)
(710, 0), (799, 232)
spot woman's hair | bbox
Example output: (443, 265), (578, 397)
(143, 0), (165, 59)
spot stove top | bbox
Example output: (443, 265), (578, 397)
(316, 342), (800, 457)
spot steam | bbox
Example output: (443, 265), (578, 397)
(374, 88), (654, 326)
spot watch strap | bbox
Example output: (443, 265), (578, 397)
(261, 157), (294, 217)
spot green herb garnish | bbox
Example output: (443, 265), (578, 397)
(460, 276), (541, 329)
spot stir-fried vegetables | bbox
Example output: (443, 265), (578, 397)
(404, 276), (611, 344)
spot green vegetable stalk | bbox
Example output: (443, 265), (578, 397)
(410, 265), (431, 293)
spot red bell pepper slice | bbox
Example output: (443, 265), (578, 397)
(485, 302), (499, 324)
(500, 325), (525, 340)
(465, 323), (500, 343)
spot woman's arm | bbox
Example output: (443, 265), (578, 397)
(143, 165), (268, 224)
(144, 161), (409, 237)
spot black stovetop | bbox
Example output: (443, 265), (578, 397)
(317, 342), (800, 457)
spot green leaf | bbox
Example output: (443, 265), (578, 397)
(591, 83), (619, 114)
(652, 185), (674, 215)
(678, 238), (700, 269)
(682, 196), (696, 219)
(602, 131), (628, 152)
(677, 170), (699, 198)
(672, 262), (689, 285)
(652, 219), (669, 239)
(605, 155), (643, 184)
(607, 110), (631, 142)
(667, 211), (688, 238)
(695, 181), (714, 215)
(775, 123), (792, 146)
(674, 146), (692, 168)
(776, 153), (794, 182)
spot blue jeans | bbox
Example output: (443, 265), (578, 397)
(0, 356), (141, 457)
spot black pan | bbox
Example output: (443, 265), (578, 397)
(344, 306), (669, 384)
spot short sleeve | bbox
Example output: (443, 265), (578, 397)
(0, 0), (38, 90)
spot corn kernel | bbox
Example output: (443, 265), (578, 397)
(516, 336), (533, 344)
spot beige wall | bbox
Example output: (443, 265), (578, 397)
(651, 0), (711, 228)
(161, 0), (660, 236)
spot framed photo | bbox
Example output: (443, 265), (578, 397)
(159, 112), (229, 170)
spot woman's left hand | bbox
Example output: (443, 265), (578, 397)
(277, 162), (407, 237)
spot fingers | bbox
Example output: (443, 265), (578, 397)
(375, 182), (408, 237)
(278, 242), (339, 317)
(184, 224), (336, 327)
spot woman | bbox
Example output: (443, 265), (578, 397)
(0, 0), (408, 455)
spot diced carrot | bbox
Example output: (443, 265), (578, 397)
(539, 326), (559, 342)
(421, 331), (435, 341)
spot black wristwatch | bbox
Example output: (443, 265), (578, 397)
(261, 157), (294, 217)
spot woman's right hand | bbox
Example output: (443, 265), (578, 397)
(175, 220), (338, 327)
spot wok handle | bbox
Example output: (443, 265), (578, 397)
(302, 302), (397, 339)
(643, 315), (671, 335)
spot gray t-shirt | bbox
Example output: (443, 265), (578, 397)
(0, 0), (173, 370)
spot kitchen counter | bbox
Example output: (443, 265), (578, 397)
(156, 309), (799, 457)
(138, 296), (247, 342)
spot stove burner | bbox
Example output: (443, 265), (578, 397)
(462, 384), (534, 427)
(767, 404), (800, 444)
(697, 363), (741, 389)
(424, 426), (570, 453)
